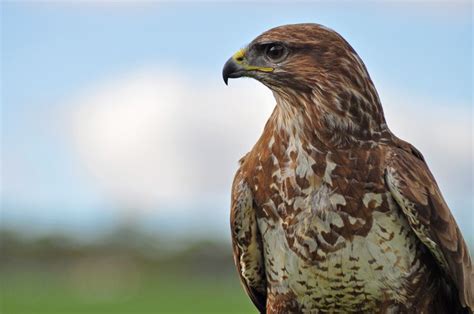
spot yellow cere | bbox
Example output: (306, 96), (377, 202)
(232, 49), (246, 63)
(232, 49), (274, 73)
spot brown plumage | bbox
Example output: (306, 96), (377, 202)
(223, 23), (473, 313)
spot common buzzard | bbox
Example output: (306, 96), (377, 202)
(223, 24), (473, 313)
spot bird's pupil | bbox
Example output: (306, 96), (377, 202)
(267, 45), (283, 60)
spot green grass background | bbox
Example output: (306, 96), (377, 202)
(0, 230), (257, 314)
(2, 271), (254, 314)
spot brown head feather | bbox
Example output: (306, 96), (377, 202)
(244, 23), (390, 147)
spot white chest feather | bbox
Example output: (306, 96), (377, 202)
(258, 200), (423, 311)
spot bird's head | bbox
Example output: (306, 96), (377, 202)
(223, 24), (350, 90)
(223, 23), (387, 142)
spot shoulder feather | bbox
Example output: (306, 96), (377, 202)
(385, 146), (473, 311)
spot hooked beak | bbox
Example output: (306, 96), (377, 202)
(222, 49), (274, 85)
(222, 57), (245, 85)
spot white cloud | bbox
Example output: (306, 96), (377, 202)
(70, 68), (274, 212)
(69, 67), (472, 234)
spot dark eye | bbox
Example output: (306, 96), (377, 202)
(264, 44), (288, 62)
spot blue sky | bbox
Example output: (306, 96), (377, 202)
(3, 2), (471, 101)
(1, 1), (472, 241)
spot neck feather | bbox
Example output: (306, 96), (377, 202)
(271, 85), (390, 149)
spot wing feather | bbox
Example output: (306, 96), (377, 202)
(385, 147), (473, 311)
(230, 168), (267, 313)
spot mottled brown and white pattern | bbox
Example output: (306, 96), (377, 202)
(224, 24), (473, 313)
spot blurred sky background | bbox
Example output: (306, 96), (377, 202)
(1, 1), (473, 245)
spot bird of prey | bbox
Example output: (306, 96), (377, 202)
(222, 24), (473, 313)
